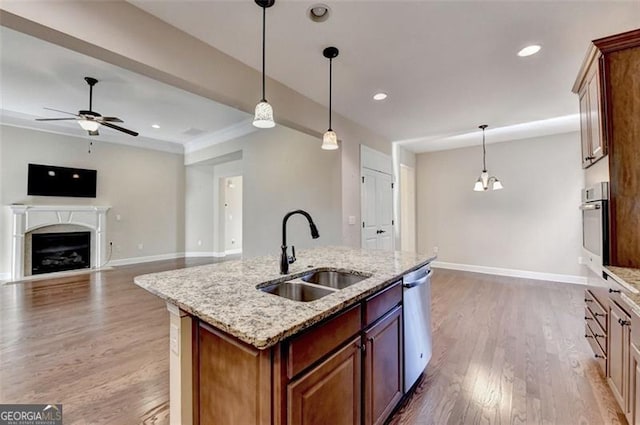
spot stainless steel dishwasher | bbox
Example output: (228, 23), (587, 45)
(403, 264), (433, 392)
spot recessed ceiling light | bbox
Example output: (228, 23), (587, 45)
(517, 44), (541, 57)
(308, 4), (331, 22)
(373, 92), (388, 101)
(151, 124), (160, 129)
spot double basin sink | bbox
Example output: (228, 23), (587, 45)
(259, 270), (370, 302)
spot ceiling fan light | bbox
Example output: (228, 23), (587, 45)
(78, 119), (100, 132)
(253, 101), (275, 128)
(321, 130), (339, 150)
(492, 179), (504, 190)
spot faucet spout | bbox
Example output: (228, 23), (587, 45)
(280, 209), (320, 274)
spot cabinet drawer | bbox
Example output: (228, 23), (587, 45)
(587, 320), (607, 354)
(287, 304), (361, 379)
(586, 302), (608, 334)
(585, 322), (607, 375)
(585, 289), (608, 329)
(585, 306), (606, 338)
(365, 281), (402, 327)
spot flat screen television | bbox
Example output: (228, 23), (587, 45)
(27, 163), (97, 198)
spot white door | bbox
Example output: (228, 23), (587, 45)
(361, 168), (394, 250)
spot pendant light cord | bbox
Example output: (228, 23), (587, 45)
(328, 57), (332, 130)
(261, 6), (266, 102)
(89, 84), (93, 112)
(482, 126), (487, 172)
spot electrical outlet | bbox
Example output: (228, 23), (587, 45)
(138, 243), (144, 250)
(578, 256), (585, 265)
(348, 216), (356, 225)
(433, 246), (439, 254)
(197, 240), (202, 247)
(116, 214), (122, 221)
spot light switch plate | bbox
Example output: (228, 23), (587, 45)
(348, 216), (356, 225)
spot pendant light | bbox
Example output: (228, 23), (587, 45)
(473, 125), (503, 191)
(253, 0), (276, 128)
(321, 46), (339, 150)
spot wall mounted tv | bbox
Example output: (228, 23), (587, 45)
(27, 164), (97, 198)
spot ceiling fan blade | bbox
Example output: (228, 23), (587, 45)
(43, 107), (80, 116)
(98, 117), (124, 123)
(35, 118), (78, 121)
(100, 121), (139, 137)
(88, 130), (100, 136)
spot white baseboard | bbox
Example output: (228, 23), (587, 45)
(431, 261), (588, 285)
(0, 272), (12, 283)
(184, 251), (218, 258)
(225, 248), (242, 255)
(109, 253), (185, 267)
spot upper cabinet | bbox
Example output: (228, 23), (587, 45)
(575, 52), (606, 168)
(573, 28), (640, 268)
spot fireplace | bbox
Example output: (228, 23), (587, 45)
(31, 231), (91, 275)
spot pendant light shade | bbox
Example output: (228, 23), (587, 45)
(253, 101), (275, 128)
(253, 0), (275, 129)
(322, 130), (338, 150)
(473, 125), (503, 191)
(322, 46), (339, 150)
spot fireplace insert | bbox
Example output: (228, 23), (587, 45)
(32, 231), (91, 275)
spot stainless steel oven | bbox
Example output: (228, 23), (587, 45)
(581, 182), (609, 268)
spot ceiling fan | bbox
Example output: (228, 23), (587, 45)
(35, 77), (139, 137)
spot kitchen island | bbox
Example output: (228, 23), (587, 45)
(135, 246), (435, 425)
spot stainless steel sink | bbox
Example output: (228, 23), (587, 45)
(259, 281), (335, 302)
(300, 270), (368, 289)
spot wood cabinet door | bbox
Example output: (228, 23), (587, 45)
(609, 301), (630, 412)
(586, 65), (606, 163)
(364, 306), (403, 425)
(579, 86), (593, 168)
(630, 343), (640, 425)
(288, 336), (362, 425)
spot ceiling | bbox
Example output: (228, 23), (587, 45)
(130, 0), (640, 152)
(0, 26), (251, 153)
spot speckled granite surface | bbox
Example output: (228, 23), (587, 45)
(134, 246), (435, 349)
(604, 266), (640, 315)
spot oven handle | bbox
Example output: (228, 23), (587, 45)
(579, 204), (601, 210)
(403, 270), (433, 288)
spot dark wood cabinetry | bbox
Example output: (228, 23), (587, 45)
(609, 299), (631, 414)
(364, 306), (403, 425)
(573, 29), (640, 268)
(576, 55), (606, 168)
(288, 336), (362, 425)
(193, 279), (409, 425)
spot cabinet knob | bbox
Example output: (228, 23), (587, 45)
(585, 156), (595, 161)
(595, 354), (605, 359)
(618, 318), (631, 327)
(585, 316), (593, 320)
(594, 312), (604, 318)
(609, 288), (621, 294)
(594, 333), (605, 339)
(585, 334), (594, 339)
(585, 298), (593, 303)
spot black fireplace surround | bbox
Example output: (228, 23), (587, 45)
(31, 231), (91, 275)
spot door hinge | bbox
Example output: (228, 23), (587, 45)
(362, 176), (365, 183)
(392, 220), (395, 226)
(391, 182), (394, 189)
(362, 222), (365, 228)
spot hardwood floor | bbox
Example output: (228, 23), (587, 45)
(390, 269), (625, 425)
(0, 261), (625, 425)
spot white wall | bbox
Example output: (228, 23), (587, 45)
(186, 125), (342, 258)
(416, 132), (585, 280)
(224, 176), (242, 252)
(393, 145), (417, 250)
(184, 165), (215, 254)
(0, 125), (185, 275)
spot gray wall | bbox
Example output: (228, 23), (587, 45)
(187, 125), (342, 259)
(416, 132), (584, 277)
(0, 125), (185, 275)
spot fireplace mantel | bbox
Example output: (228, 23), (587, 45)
(8, 205), (110, 281)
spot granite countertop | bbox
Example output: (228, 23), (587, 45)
(604, 266), (640, 315)
(134, 246), (435, 349)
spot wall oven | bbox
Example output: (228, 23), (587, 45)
(581, 182), (609, 273)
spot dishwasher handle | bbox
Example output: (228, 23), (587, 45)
(403, 269), (433, 288)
